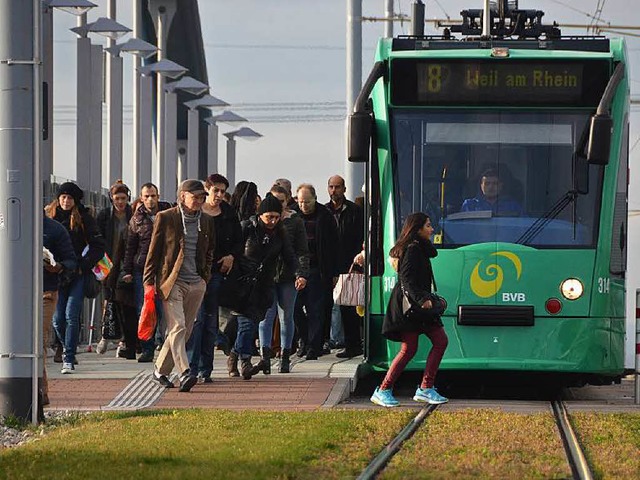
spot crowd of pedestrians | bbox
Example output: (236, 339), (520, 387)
(41, 173), (369, 399)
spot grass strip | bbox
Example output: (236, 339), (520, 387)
(571, 413), (640, 479)
(0, 409), (413, 480)
(379, 409), (570, 479)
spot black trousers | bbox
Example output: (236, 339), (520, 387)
(340, 305), (361, 351)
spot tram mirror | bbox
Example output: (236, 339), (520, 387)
(586, 114), (612, 165)
(348, 111), (372, 163)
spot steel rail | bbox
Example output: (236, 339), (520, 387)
(551, 400), (594, 480)
(356, 405), (439, 480)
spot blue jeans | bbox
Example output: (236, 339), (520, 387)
(187, 271), (223, 377)
(133, 271), (164, 353)
(258, 282), (297, 350)
(53, 275), (84, 364)
(330, 303), (344, 347)
(233, 315), (257, 359)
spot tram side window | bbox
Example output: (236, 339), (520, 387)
(610, 119), (629, 277)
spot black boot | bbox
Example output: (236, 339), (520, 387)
(257, 347), (272, 375)
(279, 348), (291, 374)
(227, 351), (239, 377)
(240, 358), (254, 380)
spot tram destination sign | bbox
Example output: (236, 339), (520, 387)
(391, 59), (610, 107)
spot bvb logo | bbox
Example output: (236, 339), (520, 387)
(470, 251), (522, 298)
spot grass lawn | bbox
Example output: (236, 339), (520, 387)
(571, 413), (640, 479)
(0, 409), (413, 480)
(379, 409), (570, 480)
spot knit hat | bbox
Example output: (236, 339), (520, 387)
(56, 182), (84, 204)
(178, 179), (207, 196)
(257, 193), (283, 215)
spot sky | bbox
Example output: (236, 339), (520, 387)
(50, 0), (640, 204)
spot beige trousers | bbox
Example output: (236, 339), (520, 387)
(42, 291), (58, 399)
(155, 279), (206, 376)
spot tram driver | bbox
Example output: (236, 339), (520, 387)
(460, 168), (523, 216)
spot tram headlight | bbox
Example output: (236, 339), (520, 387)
(560, 278), (584, 300)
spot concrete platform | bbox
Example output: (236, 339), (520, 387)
(45, 346), (362, 412)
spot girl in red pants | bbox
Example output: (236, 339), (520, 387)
(371, 212), (448, 407)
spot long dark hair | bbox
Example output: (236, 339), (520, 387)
(230, 181), (259, 221)
(389, 212), (429, 259)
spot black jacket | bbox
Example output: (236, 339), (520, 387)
(235, 216), (299, 321)
(382, 239), (443, 341)
(212, 201), (244, 268)
(275, 213), (310, 283)
(293, 203), (340, 281)
(122, 201), (172, 274)
(97, 205), (134, 302)
(52, 204), (105, 274)
(325, 199), (364, 273)
(43, 217), (77, 292)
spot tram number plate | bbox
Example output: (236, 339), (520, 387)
(597, 277), (610, 294)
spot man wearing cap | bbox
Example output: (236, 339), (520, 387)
(144, 180), (216, 392)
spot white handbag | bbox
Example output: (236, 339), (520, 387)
(333, 267), (365, 306)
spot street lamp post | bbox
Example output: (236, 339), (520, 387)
(106, 38), (157, 192)
(43, 1), (97, 183)
(139, 59), (187, 197)
(164, 76), (208, 196)
(183, 94), (229, 179)
(204, 110), (247, 177)
(223, 127), (263, 191)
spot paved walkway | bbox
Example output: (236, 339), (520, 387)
(45, 346), (362, 412)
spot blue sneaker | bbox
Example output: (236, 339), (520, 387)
(370, 387), (399, 407)
(413, 386), (448, 404)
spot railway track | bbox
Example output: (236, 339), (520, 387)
(357, 400), (593, 479)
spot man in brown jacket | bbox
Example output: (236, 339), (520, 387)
(144, 180), (215, 392)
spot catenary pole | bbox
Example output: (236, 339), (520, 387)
(346, 0), (363, 200)
(0, 0), (40, 422)
(76, 14), (91, 189)
(384, 0), (394, 38)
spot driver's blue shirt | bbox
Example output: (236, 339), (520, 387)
(460, 195), (523, 216)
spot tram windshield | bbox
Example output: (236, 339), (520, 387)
(392, 111), (603, 248)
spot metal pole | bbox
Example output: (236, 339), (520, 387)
(226, 136), (236, 190)
(108, 54), (123, 183)
(132, 0), (142, 193)
(207, 120), (218, 174)
(32, 0), (43, 426)
(0, 0), (38, 421)
(41, 2), (53, 182)
(76, 16), (91, 189)
(163, 90), (177, 201)
(636, 289), (640, 404)
(155, 12), (166, 190)
(384, 0), (394, 38)
(106, 0), (121, 184)
(187, 107), (199, 179)
(482, 0), (491, 38)
(139, 73), (153, 189)
(90, 44), (103, 191)
(411, 0), (425, 36)
(346, 0), (363, 201)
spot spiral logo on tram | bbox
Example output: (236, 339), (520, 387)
(470, 251), (522, 298)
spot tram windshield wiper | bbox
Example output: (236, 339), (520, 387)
(516, 190), (578, 245)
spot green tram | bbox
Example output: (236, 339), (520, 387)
(349, 3), (630, 385)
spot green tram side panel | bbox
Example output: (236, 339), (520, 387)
(365, 38), (628, 376)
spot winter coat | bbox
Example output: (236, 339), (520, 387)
(211, 200), (244, 268)
(274, 213), (310, 283)
(235, 216), (299, 321)
(143, 206), (216, 300)
(96, 205), (134, 304)
(52, 204), (105, 275)
(292, 203), (340, 281)
(122, 201), (172, 275)
(43, 217), (77, 292)
(382, 239), (443, 341)
(325, 199), (364, 273)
